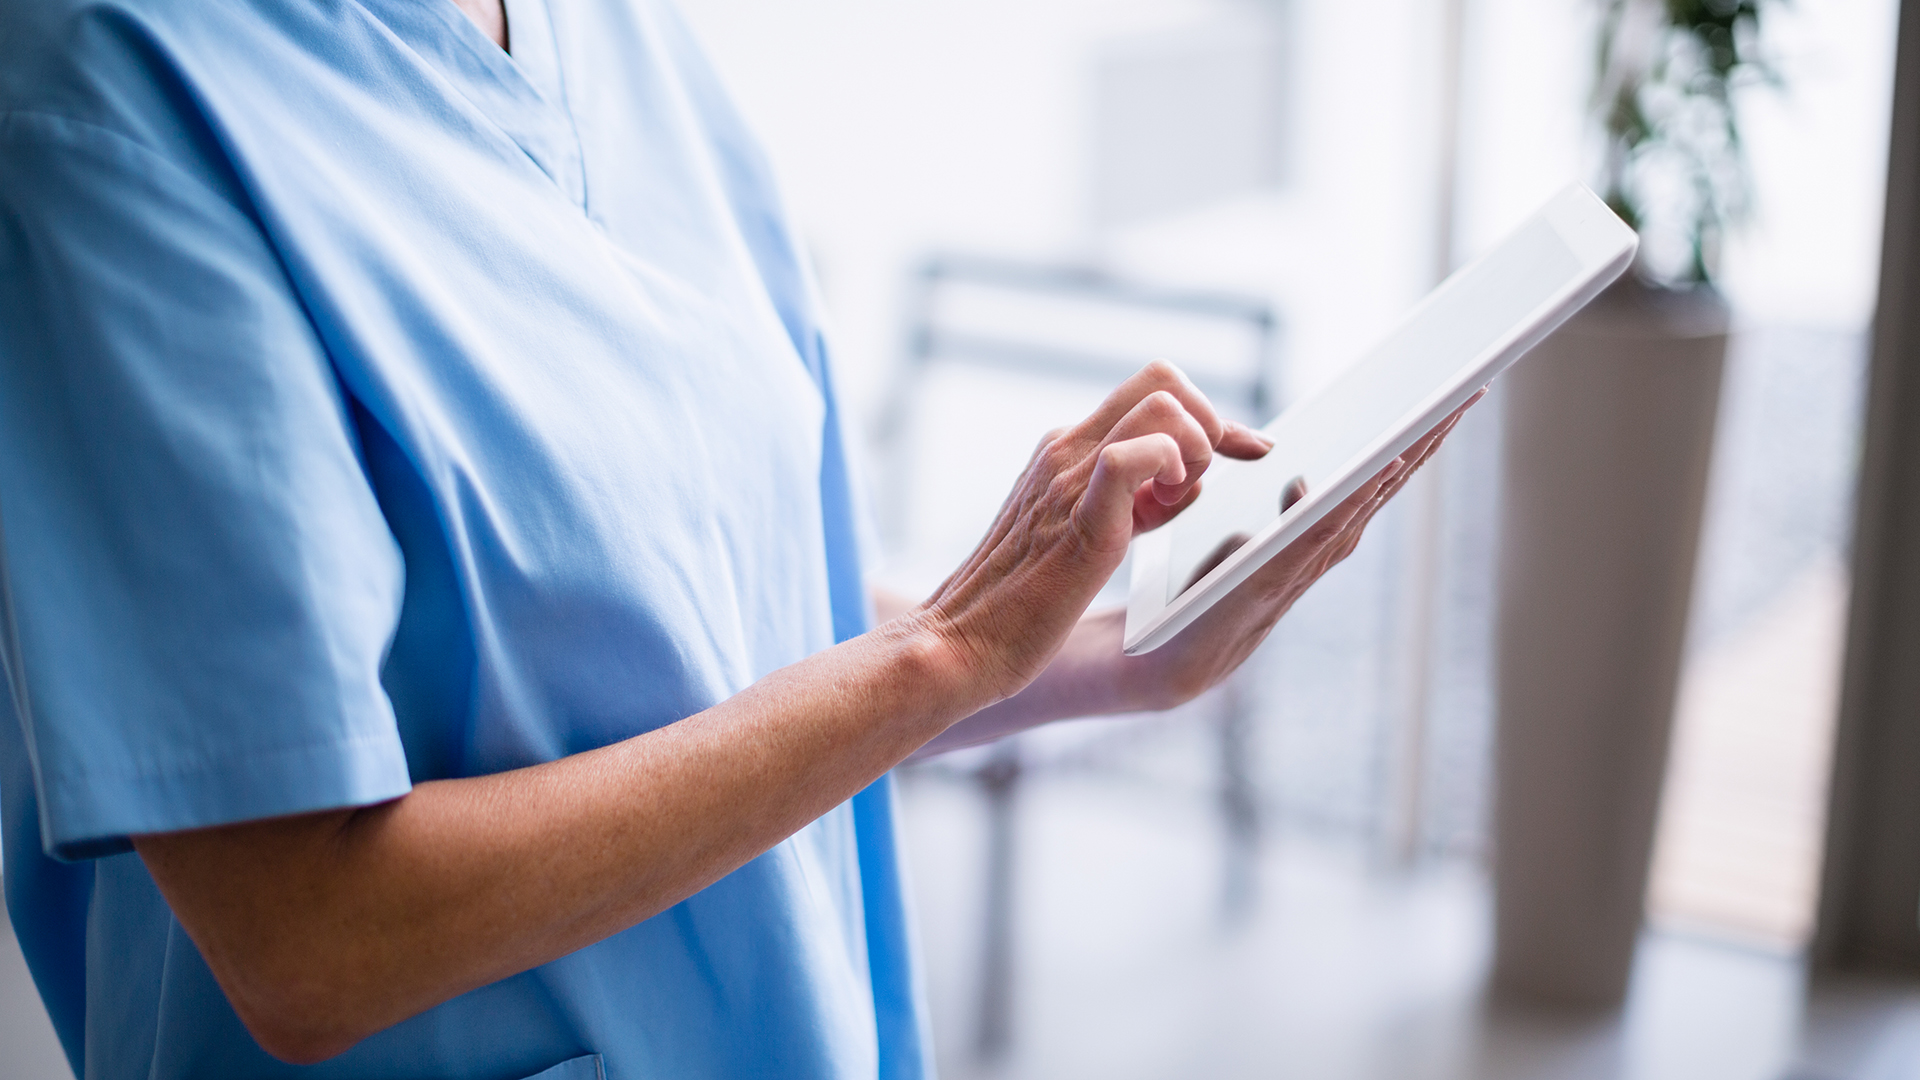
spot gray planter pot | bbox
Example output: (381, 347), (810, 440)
(1491, 275), (1729, 1008)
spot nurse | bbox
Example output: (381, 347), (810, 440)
(0, 0), (1460, 1076)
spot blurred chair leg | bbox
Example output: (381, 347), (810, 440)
(974, 742), (1022, 1064)
(1218, 674), (1261, 925)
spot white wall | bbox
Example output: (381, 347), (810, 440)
(673, 0), (1454, 421)
(679, 0), (1895, 418)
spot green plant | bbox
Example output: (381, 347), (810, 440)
(1594, 0), (1778, 286)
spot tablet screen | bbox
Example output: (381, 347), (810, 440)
(1166, 216), (1584, 601)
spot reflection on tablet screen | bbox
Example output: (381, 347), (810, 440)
(1165, 216), (1581, 602)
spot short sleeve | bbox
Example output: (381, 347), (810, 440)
(0, 112), (412, 861)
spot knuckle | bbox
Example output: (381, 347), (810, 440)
(1045, 469), (1080, 504)
(1181, 411), (1211, 445)
(1141, 358), (1182, 385)
(1141, 390), (1180, 418)
(1035, 436), (1076, 473)
(1036, 426), (1070, 454)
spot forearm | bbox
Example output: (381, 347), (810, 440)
(136, 615), (979, 1064)
(134, 362), (1277, 1065)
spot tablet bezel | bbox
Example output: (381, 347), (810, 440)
(1121, 184), (1637, 655)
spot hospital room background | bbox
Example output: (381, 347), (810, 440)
(0, 0), (1906, 1077)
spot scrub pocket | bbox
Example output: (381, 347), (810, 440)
(517, 1054), (604, 1080)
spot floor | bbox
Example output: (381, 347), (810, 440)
(898, 771), (1920, 1080)
(4, 772), (1919, 1080)
(1649, 558), (1848, 947)
(1645, 326), (1867, 948)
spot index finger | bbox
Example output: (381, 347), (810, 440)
(1072, 360), (1226, 452)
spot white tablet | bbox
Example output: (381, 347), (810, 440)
(1123, 183), (1637, 654)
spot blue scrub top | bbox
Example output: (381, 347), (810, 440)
(0, 0), (931, 1077)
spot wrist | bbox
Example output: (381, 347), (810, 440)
(879, 606), (1013, 728)
(1050, 607), (1153, 717)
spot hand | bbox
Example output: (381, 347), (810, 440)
(914, 360), (1272, 704)
(905, 389), (1482, 758)
(1113, 391), (1483, 711)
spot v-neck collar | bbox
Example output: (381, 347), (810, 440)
(354, 0), (586, 208)
(501, 0), (566, 112)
